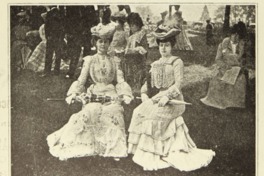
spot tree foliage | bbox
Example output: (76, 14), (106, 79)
(134, 6), (154, 21)
(214, 5), (225, 22)
(214, 5), (255, 24)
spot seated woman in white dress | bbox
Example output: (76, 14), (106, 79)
(46, 22), (133, 161)
(127, 26), (215, 171)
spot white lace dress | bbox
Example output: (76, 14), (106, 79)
(128, 56), (215, 171)
(47, 54), (133, 160)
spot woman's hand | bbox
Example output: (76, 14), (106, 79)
(123, 95), (132, 104)
(141, 94), (149, 102)
(65, 93), (77, 105)
(158, 96), (169, 107)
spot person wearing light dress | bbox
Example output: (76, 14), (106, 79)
(127, 26), (215, 171)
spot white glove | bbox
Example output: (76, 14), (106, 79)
(65, 93), (77, 105)
(141, 94), (149, 102)
(123, 95), (132, 104)
(158, 96), (169, 107)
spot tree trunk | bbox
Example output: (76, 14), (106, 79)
(223, 5), (231, 37)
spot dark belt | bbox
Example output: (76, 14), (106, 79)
(78, 94), (113, 104)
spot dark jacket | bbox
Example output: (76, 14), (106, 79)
(45, 7), (65, 39)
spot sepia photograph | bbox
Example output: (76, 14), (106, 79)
(8, 3), (256, 176)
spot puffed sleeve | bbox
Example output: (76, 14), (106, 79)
(113, 57), (133, 98)
(67, 56), (92, 96)
(39, 24), (46, 41)
(165, 59), (184, 100)
(140, 81), (148, 95)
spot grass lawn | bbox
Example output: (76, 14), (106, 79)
(11, 34), (256, 176)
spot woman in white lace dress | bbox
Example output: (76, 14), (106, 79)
(127, 26), (215, 171)
(47, 22), (133, 161)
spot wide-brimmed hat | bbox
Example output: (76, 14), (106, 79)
(91, 22), (116, 40)
(111, 11), (127, 23)
(17, 11), (29, 17)
(153, 24), (181, 40)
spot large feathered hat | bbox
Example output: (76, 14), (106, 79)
(91, 22), (116, 40)
(111, 10), (127, 23)
(153, 24), (181, 40)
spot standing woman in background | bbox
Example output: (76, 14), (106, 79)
(108, 10), (128, 68)
(25, 12), (48, 72)
(166, 5), (193, 51)
(124, 12), (148, 96)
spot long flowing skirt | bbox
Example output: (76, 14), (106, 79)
(25, 41), (69, 72)
(128, 99), (215, 171)
(47, 102), (127, 160)
(201, 72), (246, 109)
(175, 29), (193, 51)
(25, 41), (46, 72)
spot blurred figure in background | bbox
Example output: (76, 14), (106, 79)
(25, 12), (48, 72)
(157, 11), (168, 27)
(64, 6), (83, 79)
(30, 6), (47, 30)
(11, 10), (32, 76)
(108, 9), (128, 68)
(201, 24), (247, 109)
(41, 6), (65, 77)
(166, 5), (193, 50)
(80, 5), (98, 57)
(125, 12), (148, 96)
(205, 18), (214, 46)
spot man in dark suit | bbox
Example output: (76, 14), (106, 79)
(80, 6), (98, 58)
(64, 6), (83, 79)
(206, 19), (214, 46)
(41, 6), (65, 77)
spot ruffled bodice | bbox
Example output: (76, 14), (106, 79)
(89, 55), (116, 84)
(150, 56), (181, 89)
(130, 56), (186, 137)
(67, 54), (133, 98)
(141, 56), (183, 100)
